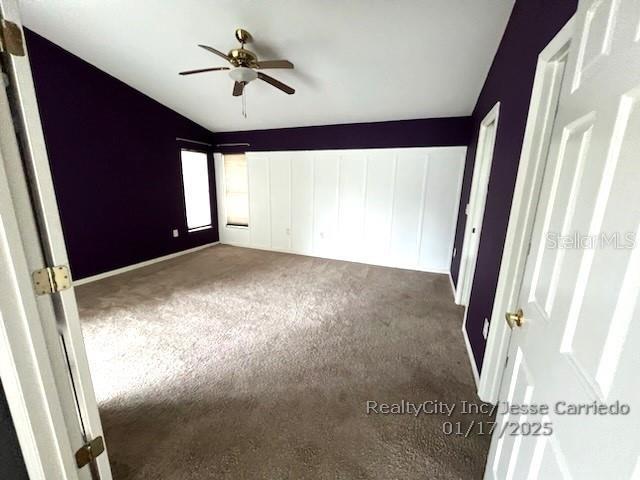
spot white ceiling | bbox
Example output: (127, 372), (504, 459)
(18, 0), (514, 132)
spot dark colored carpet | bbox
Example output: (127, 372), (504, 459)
(76, 244), (490, 479)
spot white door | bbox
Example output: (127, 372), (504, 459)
(486, 0), (640, 478)
(0, 1), (112, 478)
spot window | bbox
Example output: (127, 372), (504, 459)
(180, 149), (212, 231)
(223, 154), (249, 227)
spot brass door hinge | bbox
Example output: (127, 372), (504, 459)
(75, 436), (105, 468)
(0, 19), (25, 56)
(32, 265), (71, 295)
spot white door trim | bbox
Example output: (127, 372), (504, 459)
(477, 16), (575, 403)
(0, 73), (80, 480)
(0, 0), (112, 477)
(455, 102), (500, 306)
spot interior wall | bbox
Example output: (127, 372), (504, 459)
(212, 117), (471, 154)
(449, 0), (579, 372)
(215, 148), (465, 273)
(24, 28), (219, 280)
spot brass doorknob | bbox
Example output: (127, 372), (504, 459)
(505, 308), (524, 328)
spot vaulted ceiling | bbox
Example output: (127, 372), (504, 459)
(18, 0), (514, 132)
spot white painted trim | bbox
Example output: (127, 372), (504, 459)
(462, 321), (480, 386)
(455, 102), (500, 306)
(477, 17), (575, 403)
(448, 153), (466, 272)
(220, 241), (452, 275)
(74, 242), (220, 285)
(448, 272), (456, 300)
(0, 92), (78, 480)
(0, 4), (81, 476)
(2, 2), (114, 476)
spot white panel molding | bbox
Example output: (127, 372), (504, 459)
(216, 147), (466, 274)
(415, 154), (430, 266)
(388, 152), (399, 260)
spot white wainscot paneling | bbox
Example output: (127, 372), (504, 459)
(216, 147), (466, 273)
(290, 154), (314, 253)
(312, 151), (340, 257)
(363, 150), (395, 261)
(269, 153), (292, 251)
(390, 150), (429, 266)
(419, 147), (466, 271)
(337, 152), (367, 259)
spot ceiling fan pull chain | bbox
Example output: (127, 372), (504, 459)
(242, 84), (247, 118)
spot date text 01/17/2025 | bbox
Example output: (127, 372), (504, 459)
(442, 421), (554, 438)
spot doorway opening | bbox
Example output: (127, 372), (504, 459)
(456, 102), (500, 307)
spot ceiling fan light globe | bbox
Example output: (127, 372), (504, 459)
(229, 67), (258, 83)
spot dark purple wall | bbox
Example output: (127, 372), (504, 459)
(24, 29), (219, 280)
(450, 0), (578, 372)
(212, 117), (471, 153)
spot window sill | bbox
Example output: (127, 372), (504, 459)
(188, 225), (213, 233)
(226, 224), (249, 230)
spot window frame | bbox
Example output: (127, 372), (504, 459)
(222, 153), (250, 228)
(178, 146), (216, 234)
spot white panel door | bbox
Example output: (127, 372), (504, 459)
(313, 152), (340, 257)
(419, 147), (466, 272)
(486, 1), (640, 478)
(337, 151), (367, 260)
(363, 150), (396, 261)
(269, 153), (292, 251)
(290, 154), (314, 254)
(390, 150), (428, 266)
(247, 154), (271, 249)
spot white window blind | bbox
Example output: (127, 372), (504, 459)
(180, 150), (212, 231)
(224, 154), (249, 226)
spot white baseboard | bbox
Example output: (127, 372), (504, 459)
(74, 241), (220, 286)
(448, 272), (456, 300)
(219, 241), (451, 275)
(462, 321), (481, 387)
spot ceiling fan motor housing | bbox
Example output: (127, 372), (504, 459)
(228, 48), (258, 67)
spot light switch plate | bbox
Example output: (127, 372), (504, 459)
(172, 229), (179, 238)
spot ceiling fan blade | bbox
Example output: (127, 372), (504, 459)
(179, 67), (229, 75)
(256, 60), (294, 69)
(257, 72), (295, 95)
(233, 81), (245, 97)
(198, 44), (230, 62)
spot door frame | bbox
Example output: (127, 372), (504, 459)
(0, 0), (111, 477)
(477, 16), (575, 403)
(456, 102), (500, 307)
(0, 75), (80, 480)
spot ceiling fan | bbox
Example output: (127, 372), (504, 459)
(179, 28), (295, 97)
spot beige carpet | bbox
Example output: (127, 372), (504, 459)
(76, 244), (491, 479)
